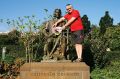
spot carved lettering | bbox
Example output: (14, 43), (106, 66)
(32, 72), (81, 76)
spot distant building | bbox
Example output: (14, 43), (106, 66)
(0, 31), (9, 35)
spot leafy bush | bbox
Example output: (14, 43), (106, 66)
(2, 55), (15, 64)
(84, 26), (120, 68)
(84, 27), (109, 68)
(104, 27), (120, 51)
(91, 51), (120, 79)
(90, 37), (109, 68)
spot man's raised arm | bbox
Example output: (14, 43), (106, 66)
(62, 17), (76, 30)
(53, 17), (65, 27)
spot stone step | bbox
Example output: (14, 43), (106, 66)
(19, 62), (90, 79)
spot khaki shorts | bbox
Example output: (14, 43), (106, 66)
(71, 30), (84, 44)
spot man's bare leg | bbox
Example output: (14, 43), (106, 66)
(75, 44), (83, 60)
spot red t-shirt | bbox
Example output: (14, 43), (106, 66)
(64, 9), (84, 32)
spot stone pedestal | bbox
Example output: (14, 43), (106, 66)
(19, 62), (90, 79)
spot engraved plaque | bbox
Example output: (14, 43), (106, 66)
(19, 62), (90, 79)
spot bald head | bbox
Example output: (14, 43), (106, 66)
(66, 4), (72, 7)
(66, 4), (73, 13)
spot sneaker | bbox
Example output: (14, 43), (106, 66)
(74, 58), (83, 62)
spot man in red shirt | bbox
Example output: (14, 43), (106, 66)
(53, 4), (84, 62)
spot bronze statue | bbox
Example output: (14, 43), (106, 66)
(42, 9), (68, 61)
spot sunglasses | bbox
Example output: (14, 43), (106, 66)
(66, 8), (72, 10)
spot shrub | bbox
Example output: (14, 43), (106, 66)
(104, 27), (120, 51)
(91, 51), (120, 79)
(84, 27), (109, 68)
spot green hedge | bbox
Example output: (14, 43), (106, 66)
(104, 27), (120, 51)
(91, 51), (120, 79)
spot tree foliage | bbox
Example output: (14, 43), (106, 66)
(8, 29), (21, 45)
(99, 11), (113, 35)
(84, 27), (109, 68)
(81, 15), (91, 35)
(104, 26), (120, 50)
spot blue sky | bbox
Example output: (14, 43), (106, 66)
(0, 0), (120, 32)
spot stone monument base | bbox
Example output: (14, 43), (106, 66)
(19, 62), (90, 79)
